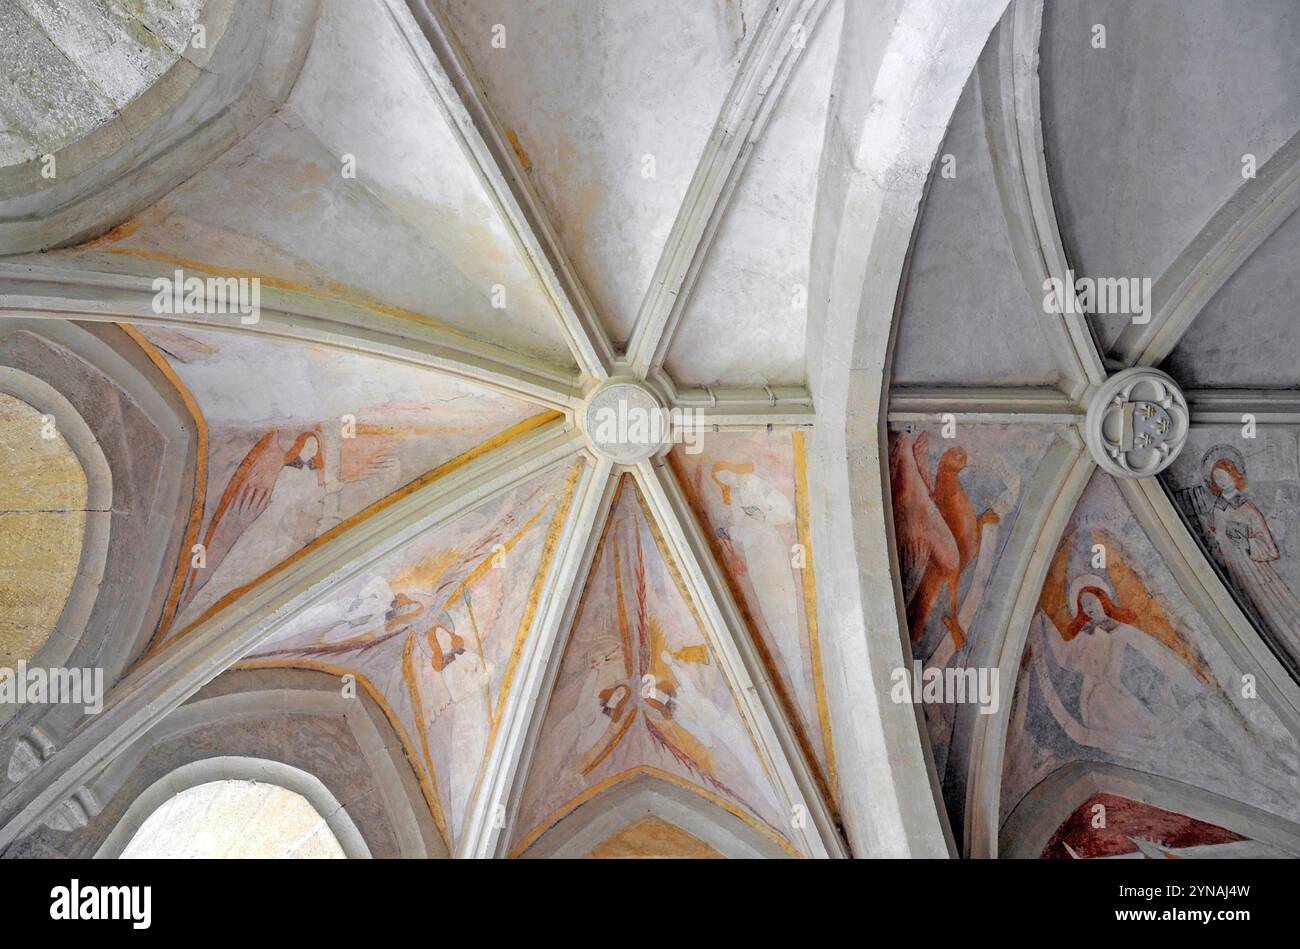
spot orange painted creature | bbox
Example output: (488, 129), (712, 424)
(890, 432), (998, 647)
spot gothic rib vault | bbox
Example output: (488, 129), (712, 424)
(888, 0), (1300, 860)
(0, 0), (1298, 860)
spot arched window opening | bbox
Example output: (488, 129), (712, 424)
(119, 779), (346, 859)
(0, 392), (88, 669)
(0, 0), (203, 170)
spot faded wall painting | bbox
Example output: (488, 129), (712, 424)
(1002, 473), (1300, 829)
(130, 325), (550, 644)
(512, 474), (797, 857)
(668, 430), (833, 801)
(1164, 426), (1300, 679)
(889, 424), (1054, 782)
(585, 815), (723, 859)
(244, 460), (582, 850)
(1039, 793), (1291, 859)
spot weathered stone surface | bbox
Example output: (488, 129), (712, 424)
(0, 0), (202, 167)
(0, 393), (87, 667)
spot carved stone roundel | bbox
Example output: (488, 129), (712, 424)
(1085, 367), (1189, 479)
(580, 380), (669, 464)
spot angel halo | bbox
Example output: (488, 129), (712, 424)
(1067, 573), (1115, 614)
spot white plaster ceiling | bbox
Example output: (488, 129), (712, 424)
(664, 0), (843, 387)
(42, 0), (581, 365)
(1165, 204), (1300, 387)
(437, 0), (768, 348)
(1039, 0), (1300, 355)
(891, 78), (1060, 388)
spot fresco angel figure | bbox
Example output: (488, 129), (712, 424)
(1028, 529), (1300, 800)
(709, 460), (801, 697)
(559, 519), (776, 818)
(178, 429), (327, 622)
(552, 639), (635, 776)
(1186, 446), (1300, 663)
(254, 482), (555, 832)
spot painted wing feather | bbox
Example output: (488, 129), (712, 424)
(644, 716), (735, 799)
(1039, 529), (1075, 638)
(427, 482), (551, 603)
(912, 432), (935, 494)
(1096, 529), (1211, 683)
(340, 433), (400, 482)
(890, 434), (935, 600)
(181, 431), (283, 605)
(899, 536), (931, 604)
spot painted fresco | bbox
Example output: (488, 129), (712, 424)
(586, 816), (723, 859)
(1002, 473), (1300, 827)
(244, 460), (582, 850)
(1039, 793), (1293, 859)
(1164, 426), (1300, 678)
(668, 430), (833, 800)
(512, 474), (796, 857)
(131, 325), (549, 644)
(889, 423), (1055, 781)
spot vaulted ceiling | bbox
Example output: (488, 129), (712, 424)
(1, 0), (1298, 860)
(889, 0), (1300, 858)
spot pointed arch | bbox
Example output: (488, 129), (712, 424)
(96, 757), (368, 859)
(512, 769), (795, 859)
(1001, 761), (1300, 859)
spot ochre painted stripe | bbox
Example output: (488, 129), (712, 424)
(510, 765), (800, 859)
(120, 324), (209, 653)
(231, 658), (451, 850)
(145, 411), (562, 659)
(793, 430), (837, 799)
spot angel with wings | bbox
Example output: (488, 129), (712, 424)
(708, 460), (801, 698)
(552, 516), (777, 819)
(174, 415), (435, 630)
(1029, 529), (1214, 761)
(1025, 529), (1300, 799)
(558, 522), (715, 778)
(253, 482), (556, 833)
(177, 429), (327, 623)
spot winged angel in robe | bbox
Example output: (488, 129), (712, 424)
(1020, 529), (1300, 801)
(176, 420), (408, 626)
(547, 518), (782, 821)
(254, 481), (557, 833)
(178, 429), (328, 621)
